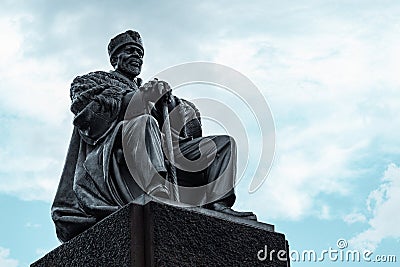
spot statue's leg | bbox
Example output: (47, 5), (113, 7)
(122, 114), (168, 194)
(176, 135), (237, 207)
(177, 135), (256, 220)
(202, 135), (237, 207)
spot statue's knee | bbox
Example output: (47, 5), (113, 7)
(217, 135), (236, 148)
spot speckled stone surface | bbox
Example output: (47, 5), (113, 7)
(148, 202), (289, 267)
(31, 204), (138, 267)
(32, 198), (290, 266)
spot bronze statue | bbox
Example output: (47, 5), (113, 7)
(51, 30), (256, 242)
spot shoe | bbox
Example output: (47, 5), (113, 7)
(208, 202), (257, 221)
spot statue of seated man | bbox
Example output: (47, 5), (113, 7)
(51, 30), (256, 242)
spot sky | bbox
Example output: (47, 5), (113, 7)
(0, 0), (399, 266)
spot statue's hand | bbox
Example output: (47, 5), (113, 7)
(140, 78), (171, 103)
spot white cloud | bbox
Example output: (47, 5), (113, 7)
(0, 45), (71, 125)
(349, 163), (400, 251)
(0, 14), (88, 125)
(0, 174), (58, 202)
(0, 120), (68, 202)
(0, 247), (18, 267)
(0, 17), (23, 62)
(201, 5), (400, 221)
(318, 205), (331, 220)
(0, 156), (60, 202)
(25, 222), (41, 228)
(0, 14), (76, 202)
(343, 212), (367, 224)
(247, 140), (362, 220)
(0, 117), (72, 202)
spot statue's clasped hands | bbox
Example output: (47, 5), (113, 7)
(140, 78), (172, 103)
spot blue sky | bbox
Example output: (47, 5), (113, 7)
(0, 0), (399, 266)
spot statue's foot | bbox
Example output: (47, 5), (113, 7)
(208, 202), (257, 221)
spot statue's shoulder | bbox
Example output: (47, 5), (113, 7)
(72, 70), (108, 79)
(71, 71), (130, 87)
(70, 71), (136, 99)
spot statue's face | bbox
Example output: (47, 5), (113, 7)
(115, 44), (144, 78)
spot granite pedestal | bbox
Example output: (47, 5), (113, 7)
(32, 196), (290, 266)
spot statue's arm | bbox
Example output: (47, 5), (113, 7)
(69, 74), (124, 145)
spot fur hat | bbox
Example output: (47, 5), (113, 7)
(108, 30), (144, 58)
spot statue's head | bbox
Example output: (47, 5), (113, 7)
(108, 30), (144, 79)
